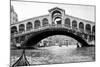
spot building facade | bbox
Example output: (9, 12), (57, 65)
(10, 5), (18, 25)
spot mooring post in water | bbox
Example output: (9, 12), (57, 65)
(12, 49), (30, 67)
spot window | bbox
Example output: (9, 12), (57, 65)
(85, 24), (91, 33)
(42, 18), (48, 26)
(34, 20), (41, 29)
(11, 26), (17, 34)
(19, 24), (25, 33)
(65, 18), (70, 26)
(72, 20), (77, 28)
(79, 22), (84, 32)
(26, 22), (33, 31)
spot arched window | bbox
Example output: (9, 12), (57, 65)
(79, 22), (84, 32)
(52, 10), (61, 18)
(85, 24), (91, 33)
(65, 18), (70, 26)
(42, 18), (48, 26)
(72, 20), (77, 28)
(34, 20), (41, 29)
(92, 25), (95, 33)
(54, 17), (62, 24)
(11, 26), (17, 34)
(26, 22), (33, 31)
(19, 24), (25, 33)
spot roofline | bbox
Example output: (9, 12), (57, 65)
(65, 14), (95, 24)
(48, 7), (65, 12)
(11, 13), (95, 26)
(11, 14), (49, 25)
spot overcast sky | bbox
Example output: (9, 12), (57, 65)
(11, 1), (95, 22)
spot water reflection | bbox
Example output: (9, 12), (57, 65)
(11, 35), (95, 66)
(11, 46), (95, 66)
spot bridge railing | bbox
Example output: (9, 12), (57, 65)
(12, 24), (77, 37)
(49, 24), (71, 29)
(11, 24), (93, 38)
(11, 24), (67, 37)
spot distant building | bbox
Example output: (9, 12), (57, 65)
(10, 5), (18, 24)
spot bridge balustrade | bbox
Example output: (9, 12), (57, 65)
(72, 27), (78, 30)
(11, 32), (18, 36)
(79, 29), (84, 33)
(50, 24), (71, 29)
(12, 24), (72, 37)
(64, 24), (71, 28)
(12, 24), (94, 39)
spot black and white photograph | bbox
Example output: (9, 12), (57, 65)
(10, 0), (95, 67)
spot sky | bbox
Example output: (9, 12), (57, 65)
(11, 1), (95, 22)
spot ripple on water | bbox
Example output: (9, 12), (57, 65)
(10, 46), (95, 65)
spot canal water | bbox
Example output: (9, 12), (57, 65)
(10, 46), (95, 66)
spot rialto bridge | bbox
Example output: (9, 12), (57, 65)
(11, 7), (95, 48)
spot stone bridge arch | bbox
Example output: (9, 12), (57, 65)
(22, 27), (89, 48)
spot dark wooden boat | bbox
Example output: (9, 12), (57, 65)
(12, 49), (30, 67)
